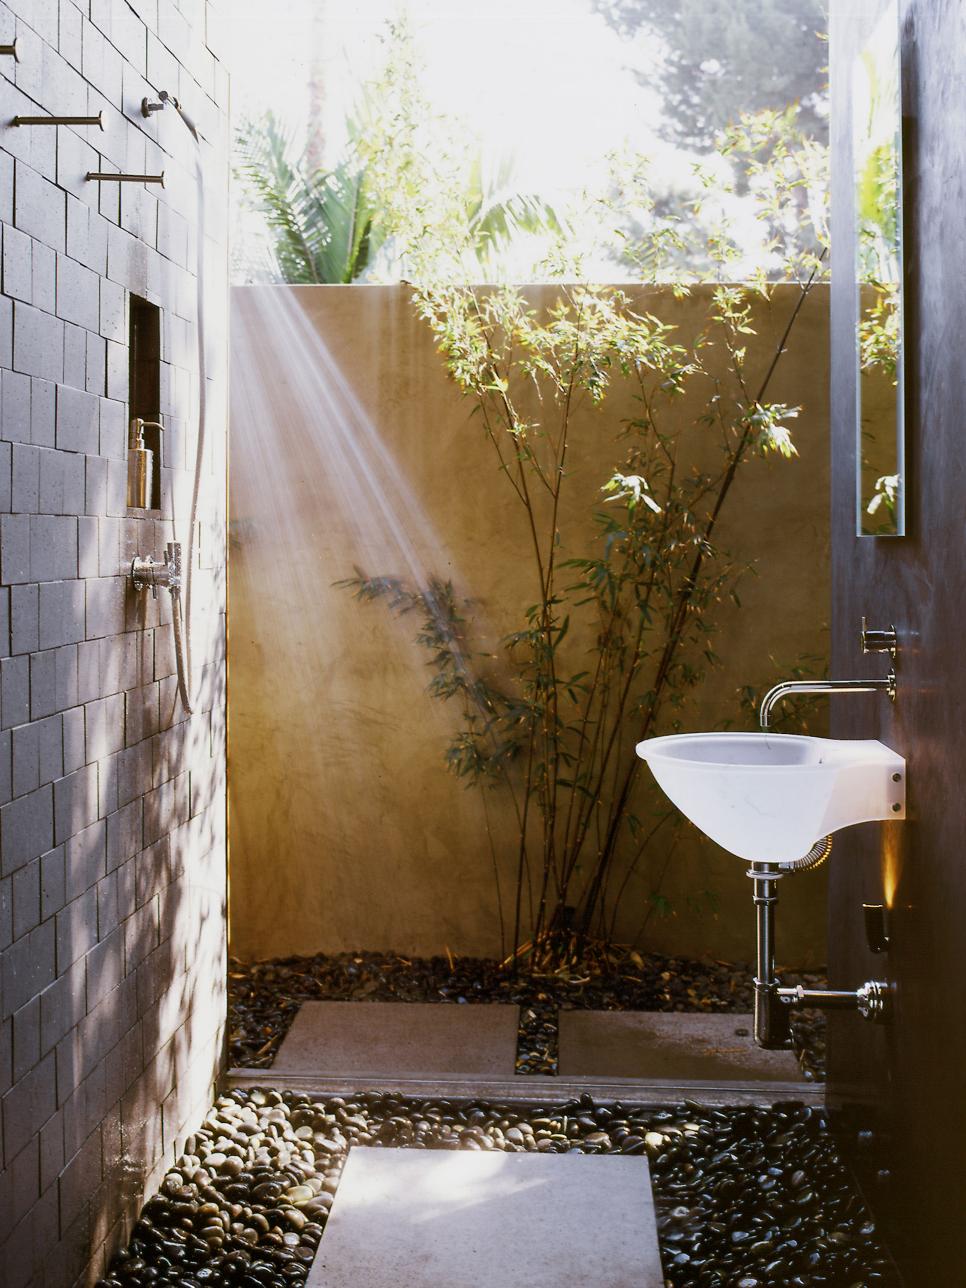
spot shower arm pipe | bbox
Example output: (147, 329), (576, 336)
(0, 40), (18, 60)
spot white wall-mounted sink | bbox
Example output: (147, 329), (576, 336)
(636, 732), (906, 863)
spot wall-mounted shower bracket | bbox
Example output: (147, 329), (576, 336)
(13, 112), (104, 129)
(749, 860), (892, 1048)
(87, 171), (165, 185)
(131, 543), (181, 599)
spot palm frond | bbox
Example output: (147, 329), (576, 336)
(234, 112), (383, 284)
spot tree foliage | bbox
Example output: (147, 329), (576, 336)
(594, 0), (828, 151)
(343, 40), (829, 967)
(233, 111), (381, 284)
(233, 23), (562, 286)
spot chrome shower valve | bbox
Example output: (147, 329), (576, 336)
(131, 542), (182, 599)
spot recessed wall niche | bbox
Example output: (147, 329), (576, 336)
(128, 293), (163, 511)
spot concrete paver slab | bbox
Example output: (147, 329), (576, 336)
(558, 1010), (802, 1081)
(308, 1147), (663, 1288)
(273, 1001), (520, 1077)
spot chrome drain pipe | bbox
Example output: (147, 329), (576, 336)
(752, 862), (791, 1049)
(749, 858), (892, 1048)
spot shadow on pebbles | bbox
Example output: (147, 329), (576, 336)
(96, 1089), (897, 1288)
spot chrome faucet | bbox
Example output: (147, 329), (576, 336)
(759, 619), (898, 729)
(760, 675), (896, 728)
(750, 617), (900, 1048)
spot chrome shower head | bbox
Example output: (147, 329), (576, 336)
(158, 89), (200, 143)
(140, 89), (200, 143)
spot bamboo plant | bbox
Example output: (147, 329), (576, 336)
(343, 34), (828, 970)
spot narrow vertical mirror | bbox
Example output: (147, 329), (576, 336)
(854, 0), (904, 537)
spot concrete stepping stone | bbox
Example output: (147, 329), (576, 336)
(273, 1001), (520, 1077)
(559, 1010), (802, 1081)
(307, 1147), (663, 1288)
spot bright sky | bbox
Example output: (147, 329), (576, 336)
(226, 0), (825, 283)
(227, 0), (670, 209)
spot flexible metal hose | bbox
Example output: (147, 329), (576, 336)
(165, 103), (205, 716)
(779, 834), (833, 873)
(171, 587), (193, 714)
(183, 130), (206, 715)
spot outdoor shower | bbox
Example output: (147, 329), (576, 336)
(10, 58), (200, 709)
(115, 88), (209, 715)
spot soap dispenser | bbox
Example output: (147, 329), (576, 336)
(127, 417), (162, 509)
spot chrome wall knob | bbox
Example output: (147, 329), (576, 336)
(861, 617), (898, 657)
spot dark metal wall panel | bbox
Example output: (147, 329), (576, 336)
(829, 1), (966, 1280)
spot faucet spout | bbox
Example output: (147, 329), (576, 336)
(759, 675), (896, 729)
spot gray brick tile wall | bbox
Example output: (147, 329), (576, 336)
(13, 301), (64, 382)
(31, 242), (56, 315)
(30, 376), (56, 446)
(2, 370), (31, 443)
(56, 383), (99, 454)
(10, 993), (39, 1080)
(40, 844), (65, 921)
(10, 583), (39, 654)
(0, 2), (228, 1284)
(0, 728), (12, 803)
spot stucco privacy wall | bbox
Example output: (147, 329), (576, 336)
(229, 284), (829, 967)
(0, 3), (228, 1286)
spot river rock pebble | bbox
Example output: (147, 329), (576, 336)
(95, 1089), (895, 1288)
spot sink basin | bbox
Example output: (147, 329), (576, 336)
(636, 732), (906, 863)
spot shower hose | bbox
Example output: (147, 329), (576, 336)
(169, 121), (207, 716)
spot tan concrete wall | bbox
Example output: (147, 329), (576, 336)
(228, 284), (830, 968)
